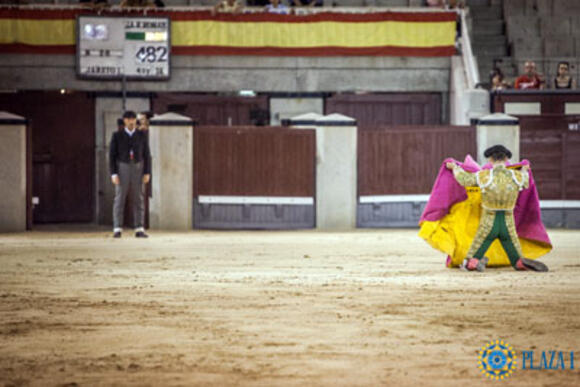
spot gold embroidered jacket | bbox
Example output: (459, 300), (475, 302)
(452, 164), (529, 211)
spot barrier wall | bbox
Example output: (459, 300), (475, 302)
(357, 125), (477, 227)
(492, 91), (580, 201)
(193, 126), (316, 229)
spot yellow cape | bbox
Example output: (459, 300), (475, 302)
(419, 187), (552, 267)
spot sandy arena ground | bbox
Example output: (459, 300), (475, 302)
(0, 228), (579, 387)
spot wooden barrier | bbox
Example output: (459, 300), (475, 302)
(358, 125), (476, 196)
(193, 126), (316, 229)
(357, 125), (476, 227)
(492, 91), (580, 200)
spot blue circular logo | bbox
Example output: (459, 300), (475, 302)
(478, 340), (517, 380)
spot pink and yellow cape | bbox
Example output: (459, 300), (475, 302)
(418, 155), (552, 267)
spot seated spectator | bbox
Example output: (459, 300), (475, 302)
(214, 0), (242, 14)
(553, 61), (577, 89)
(265, 0), (290, 14)
(514, 61), (545, 90)
(490, 68), (510, 91)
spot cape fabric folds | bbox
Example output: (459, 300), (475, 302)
(418, 155), (552, 267)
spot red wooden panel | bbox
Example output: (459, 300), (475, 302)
(194, 126), (315, 197)
(520, 127), (580, 200)
(358, 126), (476, 195)
(521, 129), (563, 199)
(491, 92), (580, 199)
(563, 132), (580, 199)
(152, 93), (269, 126)
(326, 93), (442, 126)
(517, 115), (580, 132)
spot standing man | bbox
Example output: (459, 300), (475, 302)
(445, 145), (548, 272)
(110, 111), (151, 238)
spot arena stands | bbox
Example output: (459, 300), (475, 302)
(469, 0), (506, 86)
(472, 0), (580, 88)
(2, 0), (577, 230)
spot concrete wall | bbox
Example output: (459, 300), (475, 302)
(95, 97), (150, 226)
(0, 120), (26, 232)
(0, 55), (451, 93)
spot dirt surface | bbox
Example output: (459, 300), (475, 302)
(0, 229), (579, 387)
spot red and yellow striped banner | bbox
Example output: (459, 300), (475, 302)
(0, 8), (456, 56)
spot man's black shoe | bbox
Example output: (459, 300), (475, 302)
(135, 231), (149, 238)
(113, 231), (122, 238)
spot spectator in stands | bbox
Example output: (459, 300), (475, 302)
(265, 0), (290, 14)
(137, 111), (153, 132)
(553, 61), (576, 89)
(214, 0), (242, 14)
(514, 61), (545, 90)
(490, 68), (510, 91)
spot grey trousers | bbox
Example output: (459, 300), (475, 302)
(113, 161), (145, 230)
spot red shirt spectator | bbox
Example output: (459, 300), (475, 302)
(514, 61), (544, 90)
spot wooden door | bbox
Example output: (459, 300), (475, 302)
(0, 91), (95, 223)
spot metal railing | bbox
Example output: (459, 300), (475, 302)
(460, 8), (480, 89)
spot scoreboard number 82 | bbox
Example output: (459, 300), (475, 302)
(135, 45), (168, 63)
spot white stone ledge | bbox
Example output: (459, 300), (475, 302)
(198, 195), (314, 205)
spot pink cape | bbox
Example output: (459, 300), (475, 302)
(419, 155), (551, 246)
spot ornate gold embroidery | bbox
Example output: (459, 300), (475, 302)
(466, 209), (496, 258)
(453, 165), (529, 211)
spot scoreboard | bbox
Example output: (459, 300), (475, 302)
(77, 16), (170, 80)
